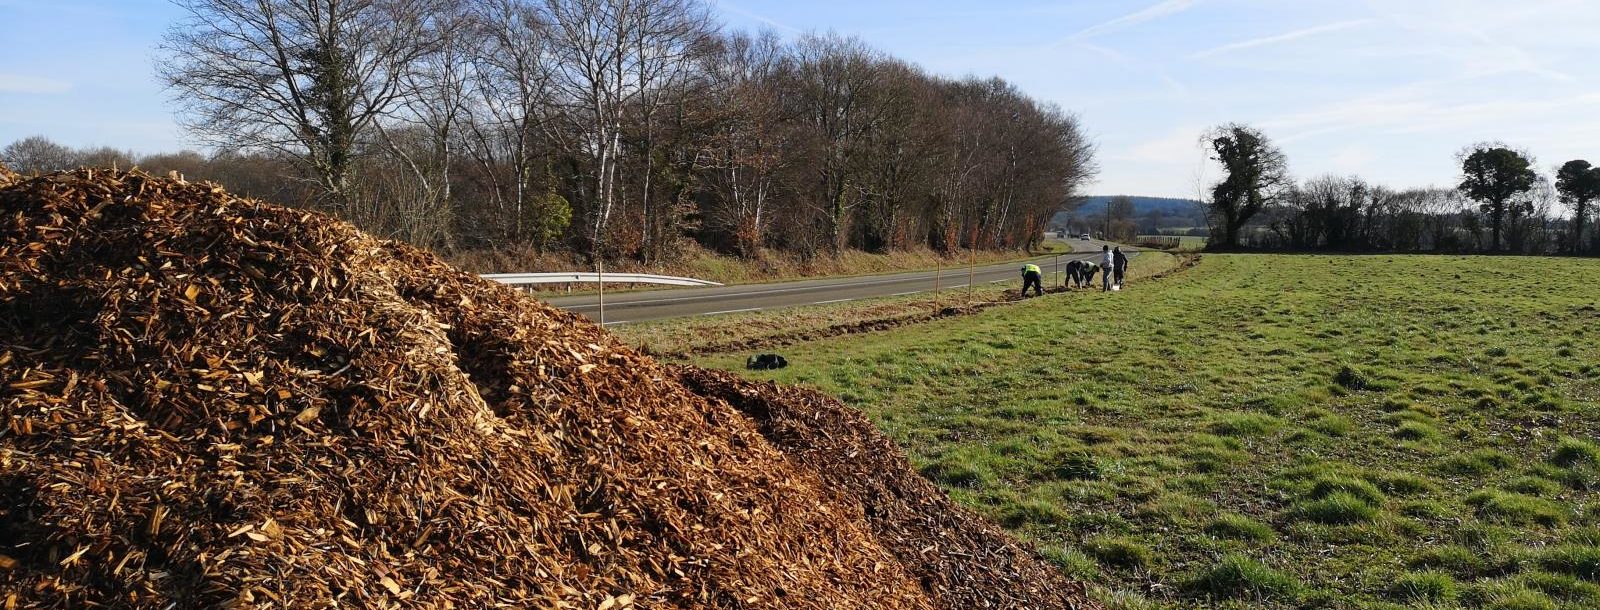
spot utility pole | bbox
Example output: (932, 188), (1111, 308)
(1105, 199), (1112, 241)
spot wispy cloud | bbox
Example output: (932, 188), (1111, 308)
(0, 74), (72, 95)
(1188, 19), (1376, 60)
(717, 0), (801, 34)
(1070, 0), (1198, 41)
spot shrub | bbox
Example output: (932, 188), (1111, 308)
(1390, 570), (1459, 603)
(1296, 492), (1379, 524)
(1085, 535), (1153, 570)
(1205, 513), (1274, 542)
(1467, 490), (1567, 526)
(1552, 437), (1600, 468)
(1187, 554), (1300, 601)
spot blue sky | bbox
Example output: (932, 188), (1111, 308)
(3, 0), (1598, 197)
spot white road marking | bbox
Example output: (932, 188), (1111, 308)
(892, 291), (922, 296)
(814, 298), (855, 305)
(701, 307), (761, 316)
(602, 320), (632, 326)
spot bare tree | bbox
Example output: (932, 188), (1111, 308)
(542, 0), (713, 259)
(1, 136), (78, 174)
(788, 32), (887, 255)
(159, 0), (451, 209)
(698, 30), (787, 257)
(460, 0), (563, 248)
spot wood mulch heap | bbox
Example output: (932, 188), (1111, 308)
(0, 167), (1095, 609)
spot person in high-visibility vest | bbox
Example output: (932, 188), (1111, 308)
(1020, 263), (1043, 297)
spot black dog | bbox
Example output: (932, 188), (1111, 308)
(746, 353), (789, 370)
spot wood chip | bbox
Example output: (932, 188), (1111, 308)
(0, 167), (1097, 610)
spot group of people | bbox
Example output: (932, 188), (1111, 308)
(1019, 245), (1129, 297)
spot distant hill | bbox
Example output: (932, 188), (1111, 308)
(1052, 196), (1206, 232)
(1076, 196), (1204, 216)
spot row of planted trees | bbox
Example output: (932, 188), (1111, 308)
(1201, 124), (1600, 254)
(38, 0), (1092, 265)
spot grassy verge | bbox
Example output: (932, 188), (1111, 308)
(617, 251), (1184, 357)
(450, 239), (1077, 293)
(696, 254), (1600, 609)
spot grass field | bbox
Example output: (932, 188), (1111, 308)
(697, 254), (1600, 609)
(1137, 234), (1209, 251)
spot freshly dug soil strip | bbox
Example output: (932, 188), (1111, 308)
(0, 168), (1095, 609)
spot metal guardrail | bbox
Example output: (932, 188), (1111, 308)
(482, 272), (722, 287)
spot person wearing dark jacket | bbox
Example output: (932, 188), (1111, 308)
(1113, 246), (1129, 287)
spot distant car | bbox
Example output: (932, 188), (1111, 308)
(1080, 233), (1091, 240)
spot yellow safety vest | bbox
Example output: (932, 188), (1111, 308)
(1021, 264), (1041, 275)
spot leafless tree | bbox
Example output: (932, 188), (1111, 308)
(0, 136), (79, 174)
(159, 0), (452, 209)
(459, 0), (562, 247)
(697, 30), (787, 257)
(542, 0), (714, 259)
(787, 32), (887, 255)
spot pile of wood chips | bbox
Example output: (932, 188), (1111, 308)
(0, 167), (1095, 609)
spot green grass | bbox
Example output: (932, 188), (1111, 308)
(1206, 513), (1275, 542)
(1391, 570), (1460, 603)
(1187, 554), (1302, 602)
(699, 254), (1600, 608)
(1553, 437), (1600, 468)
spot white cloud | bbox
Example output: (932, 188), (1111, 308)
(1118, 126), (1207, 164)
(1070, 0), (1198, 41)
(1331, 146), (1376, 173)
(0, 74), (72, 95)
(1188, 19), (1377, 60)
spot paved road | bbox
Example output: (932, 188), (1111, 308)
(544, 240), (1131, 325)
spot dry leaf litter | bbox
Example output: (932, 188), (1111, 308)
(0, 166), (1095, 609)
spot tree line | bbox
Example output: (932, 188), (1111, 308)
(1201, 124), (1600, 255)
(2, 0), (1095, 266)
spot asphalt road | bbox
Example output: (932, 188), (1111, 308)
(544, 240), (1130, 325)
